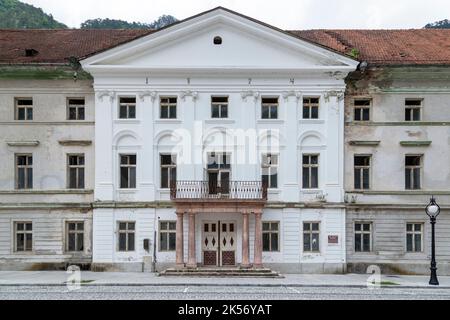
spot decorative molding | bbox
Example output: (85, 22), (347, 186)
(59, 140), (92, 147)
(400, 141), (432, 147)
(349, 141), (381, 146)
(96, 90), (116, 102)
(180, 90), (199, 101)
(241, 90), (260, 102)
(281, 90), (302, 101)
(139, 90), (157, 102)
(6, 141), (39, 147)
(346, 121), (450, 127)
(324, 90), (345, 102)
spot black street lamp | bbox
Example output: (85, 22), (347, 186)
(425, 196), (441, 286)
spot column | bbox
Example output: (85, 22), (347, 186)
(176, 211), (184, 267)
(241, 211), (250, 268)
(187, 212), (197, 268)
(253, 211), (263, 268)
(282, 91), (301, 202)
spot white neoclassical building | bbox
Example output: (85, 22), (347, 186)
(81, 7), (358, 273)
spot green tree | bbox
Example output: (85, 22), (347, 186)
(424, 19), (450, 29)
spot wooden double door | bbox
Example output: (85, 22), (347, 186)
(202, 221), (237, 267)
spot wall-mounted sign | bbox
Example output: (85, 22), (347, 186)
(328, 235), (339, 245)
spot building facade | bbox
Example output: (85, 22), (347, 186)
(0, 8), (449, 275)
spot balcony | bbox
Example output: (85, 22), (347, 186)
(170, 181), (268, 202)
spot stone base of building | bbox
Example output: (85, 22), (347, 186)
(265, 263), (346, 274)
(347, 262), (450, 276)
(0, 260), (92, 271)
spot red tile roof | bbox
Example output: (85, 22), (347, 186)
(1, 28), (450, 66)
(289, 29), (450, 65)
(0, 29), (153, 64)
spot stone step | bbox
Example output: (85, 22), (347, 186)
(159, 268), (283, 278)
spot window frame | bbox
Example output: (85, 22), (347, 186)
(406, 222), (424, 253)
(353, 98), (371, 122)
(160, 154), (177, 189)
(160, 96), (178, 119)
(14, 221), (33, 253)
(405, 99), (422, 122)
(262, 221), (280, 252)
(118, 97), (137, 120)
(211, 96), (229, 119)
(302, 154), (319, 189)
(159, 221), (177, 252)
(119, 154), (137, 189)
(303, 222), (321, 253)
(15, 98), (33, 121)
(67, 98), (86, 121)
(405, 154), (423, 190)
(15, 154), (33, 190)
(302, 97), (320, 119)
(354, 155), (371, 190)
(117, 221), (136, 252)
(67, 154), (85, 189)
(261, 153), (279, 189)
(354, 222), (373, 253)
(65, 221), (85, 253)
(261, 97), (279, 120)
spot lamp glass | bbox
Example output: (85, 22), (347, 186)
(427, 204), (439, 217)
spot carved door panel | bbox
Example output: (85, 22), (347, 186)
(220, 222), (236, 266)
(202, 222), (219, 266)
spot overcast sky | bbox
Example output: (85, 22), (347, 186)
(22, 0), (450, 29)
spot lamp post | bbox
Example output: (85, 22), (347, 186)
(425, 196), (440, 286)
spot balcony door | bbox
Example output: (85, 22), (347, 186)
(207, 152), (231, 195)
(202, 221), (236, 267)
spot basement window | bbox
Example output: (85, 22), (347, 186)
(25, 49), (39, 57)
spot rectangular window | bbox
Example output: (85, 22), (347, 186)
(66, 222), (84, 252)
(67, 154), (85, 189)
(211, 96), (228, 119)
(15, 98), (33, 121)
(302, 155), (319, 189)
(262, 222), (279, 252)
(405, 99), (422, 121)
(16, 154), (33, 190)
(118, 222), (135, 252)
(160, 97), (177, 119)
(261, 154), (278, 189)
(67, 98), (85, 120)
(261, 97), (278, 119)
(14, 222), (33, 252)
(355, 222), (372, 252)
(159, 221), (176, 252)
(354, 155), (371, 190)
(120, 155), (136, 189)
(405, 155), (422, 190)
(406, 223), (423, 252)
(303, 222), (320, 253)
(119, 97), (136, 119)
(303, 97), (319, 119)
(160, 154), (177, 189)
(354, 99), (371, 121)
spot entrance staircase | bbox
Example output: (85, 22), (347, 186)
(158, 267), (283, 278)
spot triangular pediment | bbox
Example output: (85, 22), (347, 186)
(81, 7), (358, 73)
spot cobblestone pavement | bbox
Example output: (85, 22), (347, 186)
(0, 285), (449, 300)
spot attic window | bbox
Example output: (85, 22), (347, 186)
(213, 36), (222, 45)
(25, 49), (39, 57)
